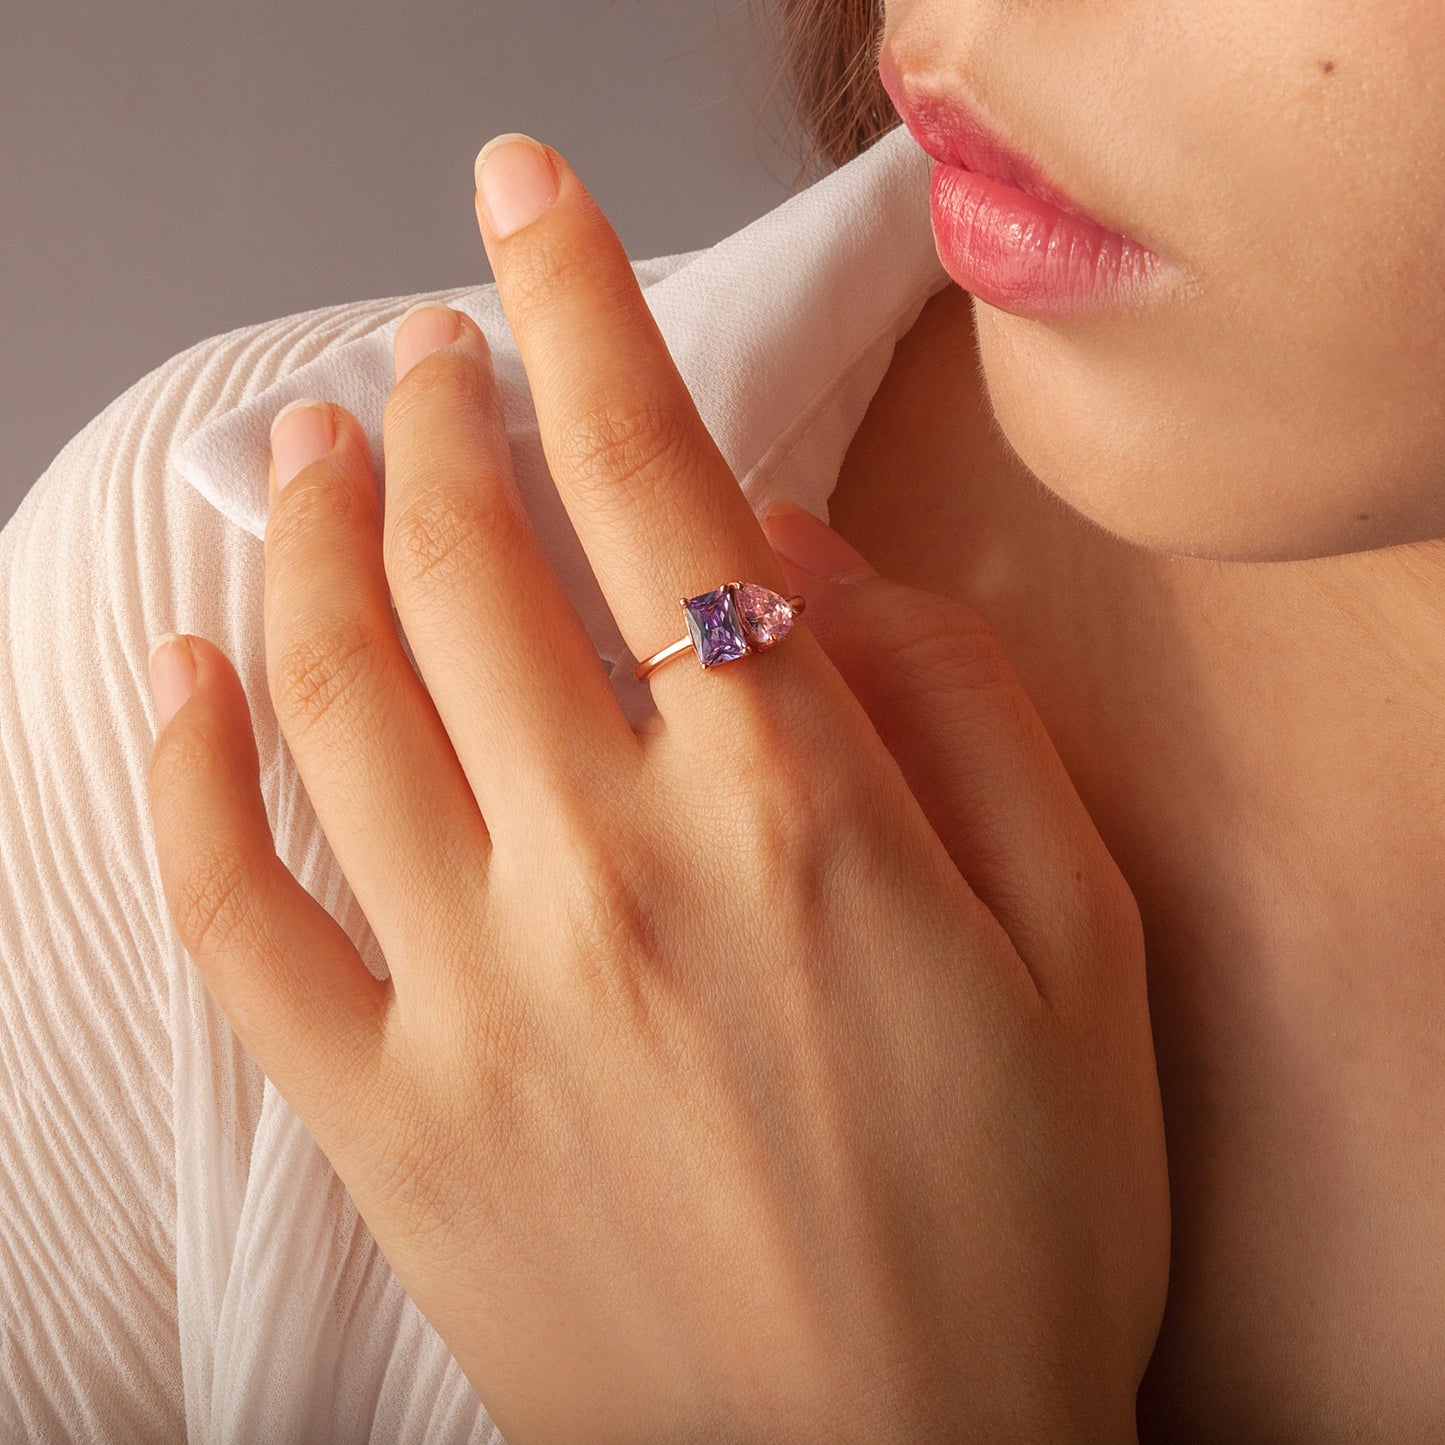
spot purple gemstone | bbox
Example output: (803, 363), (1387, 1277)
(683, 586), (750, 668)
(736, 584), (795, 647)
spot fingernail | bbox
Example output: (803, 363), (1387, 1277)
(148, 633), (196, 733)
(759, 500), (878, 583)
(270, 398), (334, 490)
(394, 301), (462, 384)
(474, 133), (559, 240)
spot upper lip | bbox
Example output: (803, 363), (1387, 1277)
(877, 46), (1112, 231)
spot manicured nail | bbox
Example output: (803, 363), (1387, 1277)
(270, 398), (334, 490)
(759, 500), (878, 583)
(394, 301), (462, 384)
(474, 133), (559, 240)
(148, 633), (196, 733)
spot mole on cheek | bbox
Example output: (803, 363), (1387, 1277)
(1319, 58), (1336, 74)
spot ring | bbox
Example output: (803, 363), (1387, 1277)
(634, 581), (807, 682)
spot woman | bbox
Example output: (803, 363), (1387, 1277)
(2, 2), (1438, 1442)
(832, 3), (1445, 1441)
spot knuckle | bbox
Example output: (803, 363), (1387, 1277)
(891, 595), (1017, 700)
(503, 239), (596, 322)
(384, 352), (478, 438)
(148, 714), (225, 802)
(553, 391), (695, 520)
(169, 838), (266, 963)
(385, 481), (519, 600)
(268, 463), (371, 555)
(269, 613), (391, 749)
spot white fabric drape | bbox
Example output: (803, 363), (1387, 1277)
(0, 121), (946, 1443)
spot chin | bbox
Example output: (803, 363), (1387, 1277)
(971, 302), (1445, 565)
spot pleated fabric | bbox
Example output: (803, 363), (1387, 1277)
(0, 122), (947, 1443)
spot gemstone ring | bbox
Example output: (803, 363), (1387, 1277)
(633, 582), (806, 683)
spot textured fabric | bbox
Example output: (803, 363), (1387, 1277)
(0, 121), (948, 1443)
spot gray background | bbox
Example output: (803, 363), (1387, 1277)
(2, 0), (807, 531)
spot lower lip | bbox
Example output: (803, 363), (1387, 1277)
(928, 159), (1166, 319)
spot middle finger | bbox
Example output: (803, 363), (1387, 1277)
(380, 301), (641, 846)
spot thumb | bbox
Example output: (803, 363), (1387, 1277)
(757, 500), (1137, 1004)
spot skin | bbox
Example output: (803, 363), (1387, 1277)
(878, 0), (1445, 563)
(827, 2), (1445, 1438)
(146, 140), (1170, 1441)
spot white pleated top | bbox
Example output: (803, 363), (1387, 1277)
(0, 120), (948, 1442)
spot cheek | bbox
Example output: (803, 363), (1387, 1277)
(976, 3), (1445, 562)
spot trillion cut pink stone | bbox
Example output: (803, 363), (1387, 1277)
(735, 583), (794, 647)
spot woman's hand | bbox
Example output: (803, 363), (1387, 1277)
(145, 134), (1169, 1444)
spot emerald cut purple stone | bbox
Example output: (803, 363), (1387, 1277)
(683, 585), (750, 668)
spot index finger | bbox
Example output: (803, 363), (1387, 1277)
(472, 134), (816, 713)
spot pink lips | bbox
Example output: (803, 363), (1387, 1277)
(878, 49), (1170, 318)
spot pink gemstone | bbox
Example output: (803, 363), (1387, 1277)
(735, 583), (794, 647)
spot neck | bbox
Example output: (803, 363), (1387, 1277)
(829, 285), (1445, 938)
(1174, 539), (1445, 918)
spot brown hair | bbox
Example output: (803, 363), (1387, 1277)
(741, 0), (902, 193)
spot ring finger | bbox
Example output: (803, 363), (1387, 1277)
(473, 135), (841, 732)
